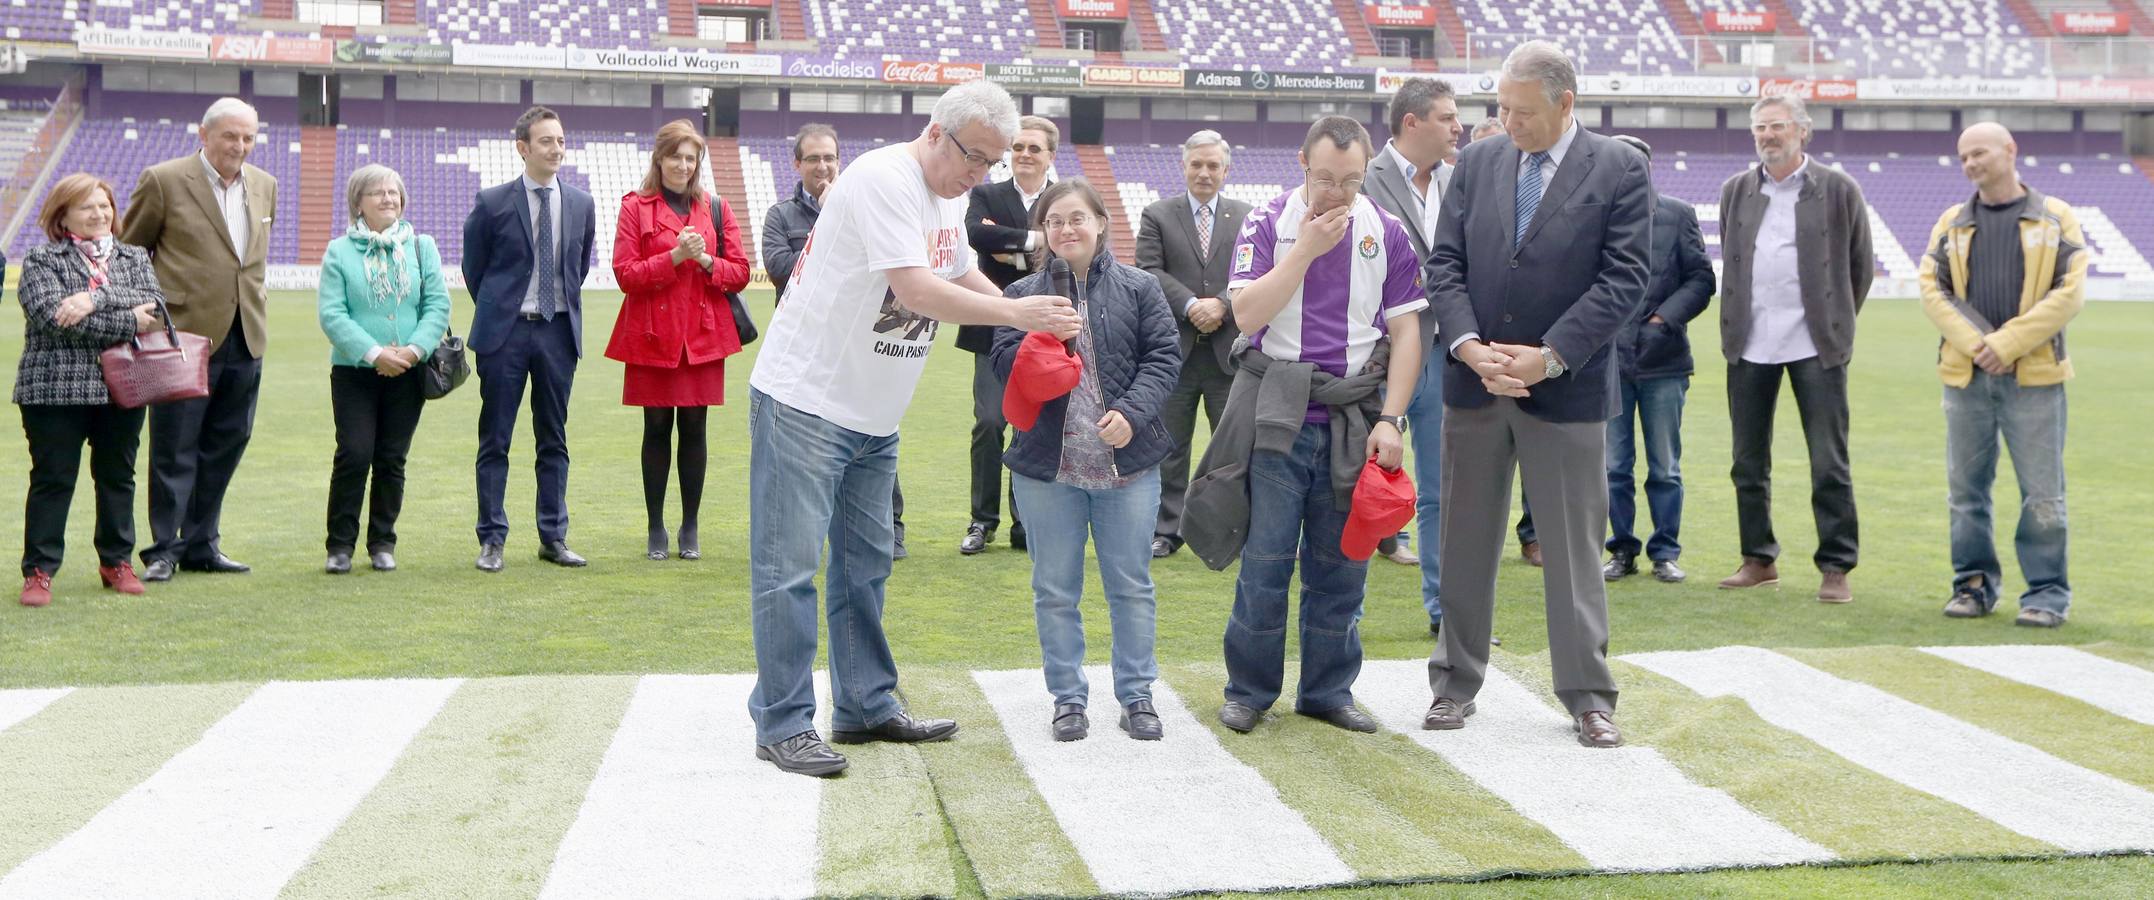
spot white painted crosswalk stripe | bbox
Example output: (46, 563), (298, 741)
(1626, 646), (2154, 853)
(0, 688), (71, 735)
(1358, 659), (1834, 870)
(973, 667), (1355, 894)
(538, 674), (822, 900)
(0, 678), (460, 900)
(1919, 645), (2154, 727)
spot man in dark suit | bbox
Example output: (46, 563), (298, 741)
(1602, 134), (1715, 585)
(119, 97), (276, 581)
(1136, 129), (1249, 559)
(957, 115), (1059, 554)
(461, 106), (596, 572)
(1421, 41), (1652, 749)
(1363, 77), (1463, 621)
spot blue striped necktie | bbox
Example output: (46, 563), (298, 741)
(1515, 151), (1550, 246)
(534, 186), (558, 321)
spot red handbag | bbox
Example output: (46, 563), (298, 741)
(99, 300), (211, 408)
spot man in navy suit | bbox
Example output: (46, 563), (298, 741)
(461, 106), (596, 572)
(1420, 42), (1652, 749)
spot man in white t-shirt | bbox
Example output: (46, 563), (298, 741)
(744, 80), (1082, 777)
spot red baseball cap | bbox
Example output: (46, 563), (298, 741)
(1003, 331), (1084, 431)
(1340, 457), (1417, 561)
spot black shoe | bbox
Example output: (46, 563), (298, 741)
(959, 523), (992, 555)
(830, 710), (959, 745)
(1429, 620), (1441, 637)
(142, 558), (175, 582)
(539, 541), (587, 567)
(370, 551), (397, 572)
(1119, 699), (1163, 740)
(180, 553), (250, 574)
(646, 527), (669, 561)
(1423, 697), (1476, 730)
(1151, 536), (1178, 558)
(1652, 559), (1686, 583)
(892, 539), (909, 561)
(1218, 701), (1260, 733)
(1602, 552), (1638, 581)
(475, 543), (505, 573)
(893, 523), (907, 560)
(755, 730), (849, 777)
(1300, 704), (1379, 733)
(677, 526), (700, 561)
(324, 552), (351, 574)
(1052, 703), (1088, 742)
(1010, 527), (1027, 551)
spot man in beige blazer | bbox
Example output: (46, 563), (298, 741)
(119, 96), (276, 581)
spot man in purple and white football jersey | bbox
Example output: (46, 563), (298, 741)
(1197, 115), (1425, 736)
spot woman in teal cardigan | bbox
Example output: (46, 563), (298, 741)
(317, 163), (451, 574)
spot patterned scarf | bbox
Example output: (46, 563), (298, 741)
(67, 231), (114, 291)
(345, 217), (415, 310)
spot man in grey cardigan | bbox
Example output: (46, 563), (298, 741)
(1715, 94), (1874, 603)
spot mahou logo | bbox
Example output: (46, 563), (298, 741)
(1721, 12), (1768, 28)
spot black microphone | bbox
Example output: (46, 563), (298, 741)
(1047, 257), (1077, 349)
(1048, 256), (1075, 300)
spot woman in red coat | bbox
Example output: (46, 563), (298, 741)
(608, 119), (751, 561)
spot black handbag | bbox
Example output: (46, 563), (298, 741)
(423, 324), (471, 400)
(711, 219), (759, 345)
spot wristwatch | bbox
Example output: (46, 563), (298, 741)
(1375, 414), (1405, 431)
(1540, 344), (1566, 380)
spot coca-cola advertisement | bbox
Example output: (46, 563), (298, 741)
(2052, 12), (2129, 36)
(1760, 77), (1858, 102)
(880, 60), (986, 85)
(1704, 11), (1778, 33)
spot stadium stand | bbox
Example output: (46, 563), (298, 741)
(1457, 1), (1698, 74)
(422, 0), (666, 48)
(1152, 0), (1361, 71)
(804, 0), (1036, 63)
(1688, 0), (2041, 77)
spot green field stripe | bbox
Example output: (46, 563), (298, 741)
(278, 675), (636, 900)
(0, 682), (257, 874)
(1589, 652), (2043, 860)
(1169, 660), (1581, 879)
(1790, 647), (2154, 792)
(815, 732), (958, 898)
(901, 668), (1099, 899)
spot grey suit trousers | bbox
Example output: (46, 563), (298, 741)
(1427, 399), (1618, 716)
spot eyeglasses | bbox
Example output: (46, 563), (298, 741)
(1750, 120), (1798, 136)
(362, 188), (402, 200)
(798, 154), (838, 165)
(1011, 142), (1049, 155)
(1043, 213), (1098, 230)
(945, 132), (998, 170)
(1305, 170), (1364, 194)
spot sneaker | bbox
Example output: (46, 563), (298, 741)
(20, 569), (53, 607)
(2015, 607), (2065, 628)
(1943, 588), (1988, 618)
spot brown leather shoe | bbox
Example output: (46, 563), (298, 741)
(1817, 571), (1853, 604)
(1575, 710), (1623, 748)
(1422, 697), (1475, 730)
(1717, 558), (1779, 589)
(1520, 541), (1543, 568)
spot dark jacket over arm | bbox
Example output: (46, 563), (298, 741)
(989, 251), (1182, 483)
(1619, 195), (1716, 380)
(761, 184), (818, 303)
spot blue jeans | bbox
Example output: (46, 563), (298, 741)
(1404, 345), (1445, 624)
(1606, 376), (1687, 561)
(1945, 371), (2069, 615)
(1012, 469), (1161, 708)
(745, 388), (904, 746)
(1224, 423), (1367, 714)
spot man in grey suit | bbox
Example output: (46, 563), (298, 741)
(1137, 130), (1250, 558)
(1363, 76), (1462, 629)
(1421, 41), (1652, 749)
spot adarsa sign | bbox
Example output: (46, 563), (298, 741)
(881, 60), (984, 85)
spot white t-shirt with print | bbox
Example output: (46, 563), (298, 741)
(749, 144), (973, 437)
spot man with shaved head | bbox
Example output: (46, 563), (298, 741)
(1917, 122), (2084, 628)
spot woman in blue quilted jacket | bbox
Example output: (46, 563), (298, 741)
(990, 178), (1182, 743)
